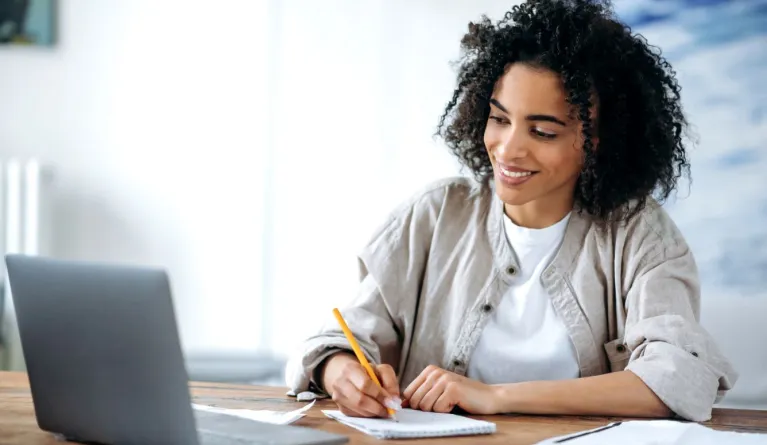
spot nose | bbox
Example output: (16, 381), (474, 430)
(493, 126), (528, 162)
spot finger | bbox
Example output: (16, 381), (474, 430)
(349, 367), (390, 406)
(338, 405), (368, 418)
(417, 380), (447, 412)
(335, 379), (388, 418)
(403, 365), (437, 400)
(341, 374), (390, 418)
(375, 364), (401, 401)
(409, 370), (441, 410)
(433, 383), (458, 413)
(355, 392), (391, 418)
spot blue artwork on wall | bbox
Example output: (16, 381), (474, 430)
(615, 0), (767, 298)
(0, 0), (55, 46)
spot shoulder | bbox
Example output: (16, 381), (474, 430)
(400, 175), (489, 211)
(378, 176), (489, 231)
(362, 176), (491, 253)
(587, 198), (692, 268)
(619, 198), (687, 248)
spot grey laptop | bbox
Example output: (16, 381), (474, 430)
(5, 254), (347, 445)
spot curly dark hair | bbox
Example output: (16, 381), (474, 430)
(437, 0), (691, 222)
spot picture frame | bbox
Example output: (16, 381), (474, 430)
(0, 0), (55, 46)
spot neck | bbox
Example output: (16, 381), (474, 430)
(504, 194), (575, 229)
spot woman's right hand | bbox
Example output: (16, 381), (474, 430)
(320, 352), (402, 418)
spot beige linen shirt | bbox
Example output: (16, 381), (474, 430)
(284, 177), (737, 422)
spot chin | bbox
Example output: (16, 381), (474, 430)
(493, 180), (536, 206)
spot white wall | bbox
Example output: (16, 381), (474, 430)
(0, 0), (272, 356)
(0, 0), (511, 359)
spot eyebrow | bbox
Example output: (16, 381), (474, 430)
(489, 98), (568, 127)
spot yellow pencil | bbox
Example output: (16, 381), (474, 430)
(332, 308), (398, 420)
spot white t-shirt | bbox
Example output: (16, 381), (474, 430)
(466, 212), (580, 385)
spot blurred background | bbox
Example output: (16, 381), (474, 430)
(0, 0), (764, 410)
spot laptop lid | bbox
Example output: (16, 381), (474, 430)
(6, 254), (200, 445)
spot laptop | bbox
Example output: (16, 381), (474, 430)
(5, 254), (348, 445)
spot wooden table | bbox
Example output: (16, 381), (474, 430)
(2, 371), (766, 444)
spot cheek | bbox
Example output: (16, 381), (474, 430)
(540, 143), (584, 175)
(483, 125), (501, 153)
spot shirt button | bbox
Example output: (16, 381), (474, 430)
(691, 351), (699, 357)
(481, 304), (493, 313)
(616, 344), (626, 353)
(506, 265), (517, 276)
(452, 359), (463, 368)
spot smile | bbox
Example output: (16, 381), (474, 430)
(496, 164), (538, 186)
(500, 167), (533, 178)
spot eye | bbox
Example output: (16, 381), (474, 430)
(532, 127), (557, 139)
(489, 115), (509, 125)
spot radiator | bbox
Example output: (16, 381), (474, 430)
(0, 158), (53, 371)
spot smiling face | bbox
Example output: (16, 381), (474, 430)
(484, 63), (589, 227)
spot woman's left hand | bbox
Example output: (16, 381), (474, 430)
(402, 365), (501, 414)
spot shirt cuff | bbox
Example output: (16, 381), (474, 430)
(625, 340), (720, 421)
(284, 334), (380, 395)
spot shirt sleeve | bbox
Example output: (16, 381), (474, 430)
(283, 181), (448, 395)
(622, 241), (738, 422)
(284, 272), (401, 395)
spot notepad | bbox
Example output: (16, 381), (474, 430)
(322, 408), (497, 439)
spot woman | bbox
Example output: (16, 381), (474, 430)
(285, 0), (737, 422)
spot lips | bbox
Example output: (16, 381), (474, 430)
(496, 162), (538, 186)
(498, 163), (537, 178)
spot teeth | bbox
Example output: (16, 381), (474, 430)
(501, 168), (533, 178)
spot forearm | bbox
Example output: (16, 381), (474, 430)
(494, 371), (673, 418)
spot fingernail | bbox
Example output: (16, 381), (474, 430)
(385, 397), (403, 411)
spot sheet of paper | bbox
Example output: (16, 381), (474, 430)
(192, 400), (315, 425)
(322, 408), (496, 439)
(534, 420), (767, 445)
